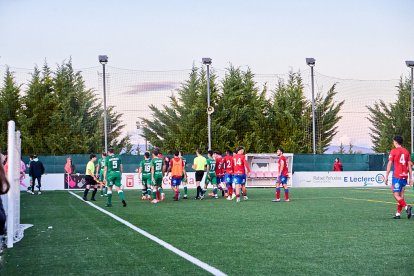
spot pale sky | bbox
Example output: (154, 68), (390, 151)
(0, 0), (413, 149)
(0, 0), (413, 80)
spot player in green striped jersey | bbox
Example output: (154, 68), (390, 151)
(137, 151), (152, 200)
(179, 151), (188, 199)
(104, 148), (126, 207)
(205, 150), (218, 199)
(151, 149), (165, 204)
(96, 152), (107, 196)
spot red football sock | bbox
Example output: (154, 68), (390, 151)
(397, 204), (403, 213)
(398, 199), (407, 208)
(285, 190), (289, 200)
(228, 187), (233, 196)
(276, 189), (280, 199)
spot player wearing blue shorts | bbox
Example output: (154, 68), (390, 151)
(273, 147), (290, 202)
(385, 136), (412, 219)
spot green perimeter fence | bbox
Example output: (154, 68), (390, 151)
(22, 154), (388, 174)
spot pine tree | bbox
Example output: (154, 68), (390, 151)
(0, 68), (22, 148)
(368, 77), (411, 152)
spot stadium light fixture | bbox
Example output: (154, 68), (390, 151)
(306, 57), (316, 154)
(202, 57), (212, 150)
(406, 60), (414, 153)
(99, 55), (109, 153)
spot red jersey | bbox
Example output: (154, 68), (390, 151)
(233, 154), (250, 175)
(333, 161), (343, 171)
(389, 147), (410, 179)
(278, 155), (289, 177)
(215, 157), (225, 177)
(224, 155), (234, 174)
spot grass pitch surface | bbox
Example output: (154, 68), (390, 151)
(1, 187), (414, 275)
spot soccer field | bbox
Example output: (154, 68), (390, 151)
(1, 187), (414, 275)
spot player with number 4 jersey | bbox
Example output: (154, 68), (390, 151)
(385, 135), (412, 219)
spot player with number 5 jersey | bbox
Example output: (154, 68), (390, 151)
(385, 135), (412, 219)
(104, 148), (126, 207)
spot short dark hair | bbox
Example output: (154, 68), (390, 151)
(393, 135), (403, 145)
(102, 152), (107, 156)
(89, 154), (96, 160)
(153, 149), (159, 156)
(144, 151), (150, 158)
(174, 150), (179, 157)
(108, 148), (114, 154)
(277, 147), (284, 153)
(197, 148), (202, 154)
(226, 149), (232, 155)
(208, 150), (213, 156)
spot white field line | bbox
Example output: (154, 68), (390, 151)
(69, 191), (226, 276)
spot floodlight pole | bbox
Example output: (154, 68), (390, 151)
(306, 58), (316, 154)
(99, 56), (109, 153)
(203, 58), (212, 150)
(410, 66), (414, 154)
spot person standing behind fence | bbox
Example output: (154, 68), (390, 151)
(29, 155), (45, 195)
(385, 135), (412, 219)
(272, 147), (289, 202)
(333, 158), (343, 171)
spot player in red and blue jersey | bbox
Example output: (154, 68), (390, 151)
(214, 151), (226, 197)
(273, 147), (289, 202)
(223, 149), (234, 200)
(233, 146), (251, 203)
(385, 136), (412, 219)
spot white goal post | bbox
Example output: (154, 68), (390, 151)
(2, 121), (22, 248)
(246, 153), (294, 187)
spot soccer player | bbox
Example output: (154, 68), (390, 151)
(137, 151), (152, 200)
(104, 148), (126, 207)
(233, 146), (251, 203)
(169, 151), (186, 201)
(96, 152), (107, 196)
(206, 150), (218, 199)
(192, 149), (207, 199)
(214, 151), (226, 197)
(385, 135), (412, 219)
(224, 149), (235, 200)
(272, 147), (290, 202)
(151, 149), (165, 203)
(83, 154), (98, 201)
(179, 151), (189, 199)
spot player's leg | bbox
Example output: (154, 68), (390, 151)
(392, 178), (410, 218)
(273, 178), (281, 202)
(141, 180), (148, 200)
(156, 176), (165, 201)
(91, 182), (98, 201)
(114, 175), (126, 207)
(106, 181), (113, 207)
(182, 174), (188, 199)
(283, 182), (289, 202)
(37, 176), (42, 194)
(83, 183), (91, 201)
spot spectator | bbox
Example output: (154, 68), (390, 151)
(64, 157), (75, 174)
(333, 158), (343, 171)
(29, 155), (45, 195)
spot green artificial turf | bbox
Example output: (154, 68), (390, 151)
(1, 187), (414, 275)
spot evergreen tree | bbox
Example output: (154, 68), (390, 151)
(368, 77), (411, 152)
(0, 68), (22, 148)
